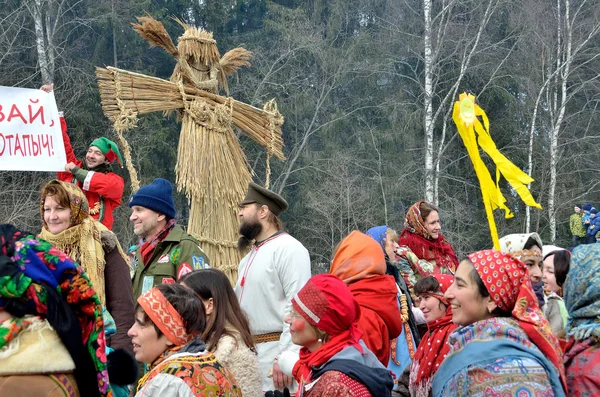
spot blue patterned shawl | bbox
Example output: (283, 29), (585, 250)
(564, 244), (600, 341)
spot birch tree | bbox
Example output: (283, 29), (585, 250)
(415, 0), (515, 203)
(523, 0), (600, 241)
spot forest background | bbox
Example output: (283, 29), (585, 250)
(2, 0), (599, 272)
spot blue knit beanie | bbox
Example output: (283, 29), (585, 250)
(583, 203), (593, 211)
(591, 208), (598, 215)
(128, 178), (176, 219)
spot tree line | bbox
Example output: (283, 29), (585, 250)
(1, 0), (599, 270)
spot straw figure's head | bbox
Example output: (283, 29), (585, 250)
(132, 14), (252, 94)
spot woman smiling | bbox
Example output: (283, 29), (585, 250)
(432, 250), (566, 397)
(408, 275), (457, 397)
(39, 179), (134, 352)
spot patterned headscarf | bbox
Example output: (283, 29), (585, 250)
(468, 249), (566, 390)
(329, 231), (386, 284)
(39, 180), (127, 305)
(399, 201), (458, 270)
(0, 225), (111, 397)
(564, 244), (600, 341)
(138, 287), (194, 346)
(291, 274), (363, 383)
(499, 232), (543, 260)
(365, 225), (388, 251)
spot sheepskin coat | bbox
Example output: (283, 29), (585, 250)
(212, 328), (262, 397)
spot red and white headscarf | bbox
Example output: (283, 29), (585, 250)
(468, 250), (566, 391)
(291, 274), (363, 383)
(138, 287), (193, 346)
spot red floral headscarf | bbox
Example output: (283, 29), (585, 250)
(468, 249), (566, 391)
(399, 201), (458, 271)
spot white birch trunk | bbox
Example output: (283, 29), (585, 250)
(549, 0), (571, 242)
(31, 0), (52, 84)
(423, 0), (434, 203)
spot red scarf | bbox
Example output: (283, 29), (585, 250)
(412, 313), (456, 386)
(411, 274), (457, 388)
(140, 219), (176, 265)
(399, 231), (458, 271)
(292, 325), (363, 383)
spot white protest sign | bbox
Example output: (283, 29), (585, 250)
(0, 86), (66, 171)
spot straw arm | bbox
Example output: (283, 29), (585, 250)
(96, 66), (285, 160)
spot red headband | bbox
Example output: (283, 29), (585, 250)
(138, 288), (192, 346)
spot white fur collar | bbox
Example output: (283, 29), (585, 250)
(0, 318), (75, 374)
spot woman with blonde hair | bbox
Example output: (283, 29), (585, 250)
(39, 179), (134, 351)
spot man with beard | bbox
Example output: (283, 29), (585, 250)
(235, 182), (311, 394)
(41, 83), (125, 230)
(129, 178), (209, 298)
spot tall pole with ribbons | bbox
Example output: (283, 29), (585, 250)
(452, 93), (542, 249)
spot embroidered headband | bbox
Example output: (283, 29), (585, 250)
(138, 287), (192, 346)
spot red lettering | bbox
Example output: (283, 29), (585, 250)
(49, 120), (54, 127)
(0, 134), (4, 155)
(28, 104), (44, 125)
(0, 105), (4, 122)
(4, 134), (14, 155)
(13, 134), (24, 156)
(21, 135), (31, 156)
(29, 98), (39, 104)
(40, 134), (50, 156)
(31, 135), (40, 156)
(7, 104), (27, 124)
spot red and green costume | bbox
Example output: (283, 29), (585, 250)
(57, 116), (124, 230)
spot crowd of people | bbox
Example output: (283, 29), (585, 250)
(570, 203), (600, 246)
(2, 86), (598, 396)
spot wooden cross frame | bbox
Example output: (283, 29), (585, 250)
(96, 16), (285, 283)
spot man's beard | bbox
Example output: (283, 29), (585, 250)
(237, 219), (262, 251)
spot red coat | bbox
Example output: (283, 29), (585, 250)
(56, 117), (124, 230)
(348, 275), (403, 365)
(564, 337), (600, 397)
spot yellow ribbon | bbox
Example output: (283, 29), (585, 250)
(453, 93), (542, 249)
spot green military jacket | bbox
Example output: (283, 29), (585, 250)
(132, 225), (209, 298)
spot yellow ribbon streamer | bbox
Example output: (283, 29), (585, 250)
(453, 93), (542, 249)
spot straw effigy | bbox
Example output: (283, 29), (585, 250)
(95, 16), (284, 283)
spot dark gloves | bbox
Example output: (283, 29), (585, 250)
(532, 281), (545, 309)
(264, 388), (291, 397)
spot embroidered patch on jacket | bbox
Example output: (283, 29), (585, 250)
(157, 254), (170, 264)
(169, 248), (181, 265)
(192, 255), (206, 270)
(142, 276), (154, 294)
(177, 263), (193, 279)
(162, 277), (175, 284)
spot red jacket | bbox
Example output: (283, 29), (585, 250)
(56, 117), (124, 230)
(348, 275), (403, 365)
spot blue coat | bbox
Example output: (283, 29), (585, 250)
(586, 215), (600, 236)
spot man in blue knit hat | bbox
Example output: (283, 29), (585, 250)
(129, 178), (209, 298)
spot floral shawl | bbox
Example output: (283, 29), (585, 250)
(0, 225), (111, 397)
(564, 244), (600, 341)
(433, 317), (566, 397)
(398, 201), (458, 272)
